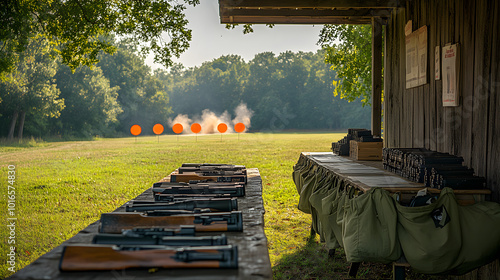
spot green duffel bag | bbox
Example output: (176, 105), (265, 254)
(395, 188), (462, 274)
(321, 178), (350, 249)
(292, 156), (307, 190)
(342, 187), (401, 263)
(451, 198), (500, 275)
(294, 159), (315, 194)
(297, 165), (321, 214)
(309, 173), (337, 245)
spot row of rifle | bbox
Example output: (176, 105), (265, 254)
(59, 163), (247, 272)
(332, 129), (382, 156)
(382, 148), (486, 189)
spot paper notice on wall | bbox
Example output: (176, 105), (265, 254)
(442, 44), (460, 106)
(406, 25), (427, 89)
(406, 33), (418, 88)
(417, 26), (428, 85)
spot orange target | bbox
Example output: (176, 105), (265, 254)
(172, 123), (183, 134)
(153, 124), (164, 135)
(191, 123), (202, 134)
(234, 123), (245, 133)
(130, 125), (142, 136)
(217, 123), (228, 133)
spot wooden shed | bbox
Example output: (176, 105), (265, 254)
(218, 0), (500, 278)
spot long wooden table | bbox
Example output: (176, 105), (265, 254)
(302, 152), (491, 205)
(7, 168), (272, 280)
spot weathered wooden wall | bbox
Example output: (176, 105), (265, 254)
(384, 1), (500, 278)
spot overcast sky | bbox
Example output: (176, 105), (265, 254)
(145, 0), (324, 70)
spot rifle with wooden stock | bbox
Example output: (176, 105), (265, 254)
(170, 170), (246, 183)
(121, 225), (196, 237)
(177, 165), (246, 174)
(126, 198), (238, 212)
(154, 193), (235, 202)
(92, 233), (228, 246)
(59, 244), (238, 271)
(152, 184), (245, 197)
(99, 211), (243, 233)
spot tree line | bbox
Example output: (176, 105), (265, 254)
(160, 50), (370, 132)
(0, 38), (370, 139)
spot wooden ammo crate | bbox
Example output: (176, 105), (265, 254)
(349, 140), (383, 161)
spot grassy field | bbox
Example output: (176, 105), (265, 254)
(0, 133), (447, 279)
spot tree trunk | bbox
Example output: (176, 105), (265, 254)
(8, 110), (18, 140)
(17, 111), (26, 140)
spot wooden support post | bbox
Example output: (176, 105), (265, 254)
(372, 17), (383, 137)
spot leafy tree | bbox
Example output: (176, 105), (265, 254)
(53, 64), (121, 137)
(0, 0), (200, 77)
(318, 24), (373, 106)
(0, 37), (64, 139)
(98, 40), (172, 134)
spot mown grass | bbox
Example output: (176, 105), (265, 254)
(0, 133), (449, 279)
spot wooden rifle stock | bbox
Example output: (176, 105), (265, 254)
(99, 211), (243, 233)
(59, 245), (238, 271)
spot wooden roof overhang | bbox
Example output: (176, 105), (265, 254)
(219, 0), (404, 25)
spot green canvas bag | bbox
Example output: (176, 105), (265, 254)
(320, 179), (350, 249)
(451, 199), (500, 275)
(297, 165), (320, 214)
(342, 188), (401, 263)
(396, 187), (500, 275)
(309, 173), (337, 245)
(292, 156), (307, 190)
(294, 160), (314, 194)
(394, 188), (462, 274)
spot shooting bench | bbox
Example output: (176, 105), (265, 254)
(298, 152), (491, 280)
(7, 168), (271, 280)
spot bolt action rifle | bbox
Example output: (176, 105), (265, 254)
(126, 198), (238, 212)
(122, 225), (196, 237)
(177, 165), (246, 174)
(59, 244), (238, 271)
(99, 211), (243, 233)
(92, 233), (228, 246)
(152, 184), (245, 197)
(154, 193), (235, 202)
(169, 170), (246, 184)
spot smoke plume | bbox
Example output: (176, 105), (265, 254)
(168, 103), (253, 134)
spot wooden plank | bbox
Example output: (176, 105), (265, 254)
(372, 17), (383, 137)
(487, 0), (500, 203)
(471, 0), (493, 178)
(427, 0), (438, 151)
(460, 0), (475, 168)
(449, 0), (459, 156)
(398, 7), (406, 148)
(383, 12), (391, 147)
(435, 0), (445, 153)
(220, 0), (405, 9)
(221, 16), (372, 25)
(222, 8), (393, 18)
